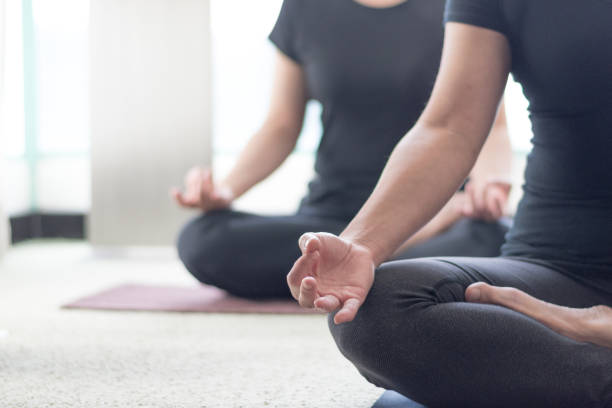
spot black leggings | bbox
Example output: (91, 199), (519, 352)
(176, 210), (508, 298)
(329, 257), (612, 408)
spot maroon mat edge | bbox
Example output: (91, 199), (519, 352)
(61, 283), (324, 315)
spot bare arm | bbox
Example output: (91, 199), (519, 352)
(469, 99), (512, 185)
(460, 99), (514, 219)
(391, 193), (465, 254)
(393, 98), (512, 254)
(221, 51), (307, 199)
(343, 23), (511, 265)
(173, 51), (307, 210)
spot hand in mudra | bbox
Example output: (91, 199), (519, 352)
(466, 283), (612, 349)
(462, 179), (512, 221)
(287, 232), (376, 324)
(171, 166), (233, 212)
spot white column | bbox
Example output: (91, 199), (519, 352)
(89, 0), (212, 246)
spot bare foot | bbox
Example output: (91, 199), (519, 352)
(465, 282), (612, 349)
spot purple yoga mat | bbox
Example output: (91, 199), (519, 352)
(62, 283), (322, 315)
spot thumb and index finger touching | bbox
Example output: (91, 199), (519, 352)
(171, 166), (215, 208)
(287, 238), (320, 301)
(292, 232), (364, 324)
(289, 232), (326, 305)
(299, 232), (322, 255)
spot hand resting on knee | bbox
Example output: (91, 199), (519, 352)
(287, 232), (376, 324)
(171, 166), (234, 211)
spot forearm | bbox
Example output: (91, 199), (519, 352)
(391, 112), (511, 254)
(341, 122), (485, 265)
(221, 121), (298, 199)
(221, 50), (306, 200)
(469, 104), (512, 183)
(392, 192), (465, 255)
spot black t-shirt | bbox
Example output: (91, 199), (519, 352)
(270, 0), (445, 220)
(446, 0), (612, 292)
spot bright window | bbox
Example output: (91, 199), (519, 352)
(210, 0), (322, 155)
(33, 0), (89, 154)
(505, 79), (532, 153)
(2, 0), (90, 214)
(1, 0), (25, 158)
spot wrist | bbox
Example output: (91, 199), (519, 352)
(216, 183), (235, 204)
(340, 230), (386, 267)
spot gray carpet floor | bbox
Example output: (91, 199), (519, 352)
(0, 241), (381, 407)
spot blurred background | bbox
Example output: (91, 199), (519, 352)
(0, 0), (532, 251)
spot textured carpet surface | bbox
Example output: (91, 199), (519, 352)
(0, 242), (381, 408)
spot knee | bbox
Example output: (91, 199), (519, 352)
(328, 259), (468, 385)
(176, 212), (234, 285)
(327, 264), (409, 388)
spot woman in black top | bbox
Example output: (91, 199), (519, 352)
(288, 0), (612, 406)
(173, 0), (512, 299)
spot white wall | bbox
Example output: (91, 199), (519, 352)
(37, 157), (90, 212)
(89, 0), (212, 246)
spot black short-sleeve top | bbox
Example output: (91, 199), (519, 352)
(269, 0), (446, 220)
(446, 0), (612, 292)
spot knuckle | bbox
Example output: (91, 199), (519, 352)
(287, 273), (297, 286)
